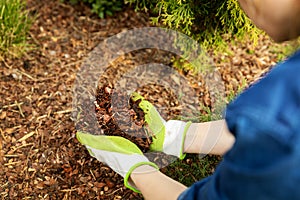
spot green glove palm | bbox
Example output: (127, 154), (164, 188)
(131, 93), (191, 160)
(76, 132), (158, 193)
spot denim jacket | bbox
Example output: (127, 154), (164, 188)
(178, 50), (300, 200)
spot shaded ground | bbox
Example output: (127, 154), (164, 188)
(0, 0), (283, 199)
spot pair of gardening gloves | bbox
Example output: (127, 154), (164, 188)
(76, 93), (191, 192)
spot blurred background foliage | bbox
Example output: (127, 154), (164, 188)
(0, 0), (32, 59)
(65, 0), (123, 18)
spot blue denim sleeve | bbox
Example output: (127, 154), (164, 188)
(178, 50), (300, 200)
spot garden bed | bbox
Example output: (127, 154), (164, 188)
(0, 0), (282, 199)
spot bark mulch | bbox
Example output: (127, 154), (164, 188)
(0, 0), (283, 199)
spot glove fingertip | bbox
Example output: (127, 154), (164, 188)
(131, 92), (144, 102)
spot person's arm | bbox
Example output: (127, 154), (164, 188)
(130, 165), (187, 200)
(184, 119), (235, 155)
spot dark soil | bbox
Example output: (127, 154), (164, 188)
(0, 0), (284, 199)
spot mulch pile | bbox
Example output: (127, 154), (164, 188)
(0, 0), (284, 199)
(95, 84), (151, 152)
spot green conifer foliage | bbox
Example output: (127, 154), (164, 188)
(126, 0), (261, 49)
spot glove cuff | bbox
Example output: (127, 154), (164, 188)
(124, 162), (159, 193)
(180, 121), (192, 159)
(164, 120), (192, 159)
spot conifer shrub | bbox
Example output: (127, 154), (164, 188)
(126, 0), (261, 49)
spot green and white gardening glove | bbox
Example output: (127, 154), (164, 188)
(76, 132), (159, 193)
(131, 93), (192, 160)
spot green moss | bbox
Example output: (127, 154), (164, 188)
(163, 154), (222, 186)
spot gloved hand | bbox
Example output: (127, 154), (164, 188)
(131, 93), (192, 160)
(76, 132), (159, 193)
